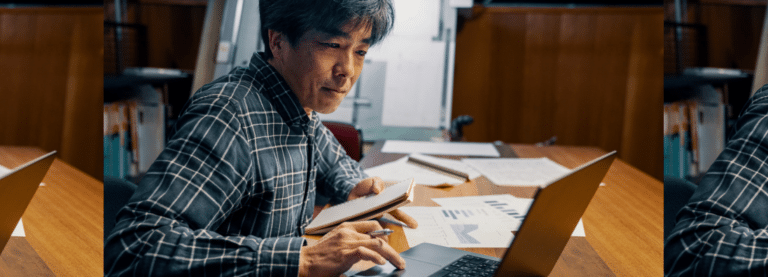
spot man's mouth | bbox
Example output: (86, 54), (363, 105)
(323, 87), (346, 94)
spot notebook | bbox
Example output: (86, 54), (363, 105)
(347, 151), (616, 277)
(0, 151), (56, 254)
(306, 178), (415, 235)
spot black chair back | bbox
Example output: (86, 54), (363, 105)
(104, 176), (138, 241)
(664, 176), (697, 241)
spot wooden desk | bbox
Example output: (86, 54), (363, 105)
(0, 146), (103, 276)
(340, 142), (662, 276)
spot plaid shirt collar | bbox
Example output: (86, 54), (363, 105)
(249, 52), (315, 128)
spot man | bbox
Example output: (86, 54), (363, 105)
(104, 0), (418, 276)
(665, 84), (768, 276)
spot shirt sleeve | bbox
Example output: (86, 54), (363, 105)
(665, 84), (768, 276)
(313, 122), (365, 205)
(104, 93), (304, 277)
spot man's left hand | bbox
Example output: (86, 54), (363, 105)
(348, 177), (418, 229)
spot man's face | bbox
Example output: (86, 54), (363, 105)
(269, 22), (372, 115)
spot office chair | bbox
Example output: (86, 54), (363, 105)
(315, 121), (364, 218)
(664, 176), (697, 241)
(104, 176), (138, 240)
(321, 121), (363, 162)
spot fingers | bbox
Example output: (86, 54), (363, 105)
(389, 209), (419, 229)
(370, 177), (384, 194)
(349, 177), (384, 201)
(351, 245), (387, 265)
(339, 220), (383, 234)
(351, 238), (406, 269)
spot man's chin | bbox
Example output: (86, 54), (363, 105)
(314, 105), (342, 115)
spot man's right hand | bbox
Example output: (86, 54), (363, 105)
(299, 221), (406, 277)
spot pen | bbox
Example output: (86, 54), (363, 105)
(367, 229), (394, 237)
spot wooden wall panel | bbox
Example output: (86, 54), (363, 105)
(0, 8), (103, 180)
(139, 3), (207, 71)
(670, 1), (767, 71)
(453, 7), (663, 180)
(699, 4), (765, 70)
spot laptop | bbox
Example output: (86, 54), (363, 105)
(348, 151), (616, 277)
(0, 151), (56, 254)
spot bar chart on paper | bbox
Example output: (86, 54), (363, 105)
(399, 206), (516, 248)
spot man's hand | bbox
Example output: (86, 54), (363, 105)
(299, 221), (405, 277)
(349, 177), (419, 229)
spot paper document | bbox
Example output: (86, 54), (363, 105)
(12, 219), (25, 237)
(364, 157), (467, 186)
(0, 164), (10, 178)
(400, 206), (516, 248)
(462, 158), (571, 186)
(381, 140), (500, 157)
(431, 194), (586, 237)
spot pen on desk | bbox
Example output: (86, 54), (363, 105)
(367, 229), (394, 237)
(407, 155), (469, 180)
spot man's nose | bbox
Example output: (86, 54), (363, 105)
(333, 52), (355, 79)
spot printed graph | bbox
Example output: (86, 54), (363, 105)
(484, 200), (526, 220)
(450, 224), (480, 244)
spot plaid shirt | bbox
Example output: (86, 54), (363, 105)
(666, 84), (768, 276)
(105, 52), (366, 276)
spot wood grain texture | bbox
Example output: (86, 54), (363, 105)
(0, 146), (103, 276)
(671, 1), (766, 72)
(698, 3), (765, 71)
(138, 3), (207, 71)
(0, 7), (103, 180)
(452, 7), (663, 181)
(511, 144), (663, 277)
(350, 142), (662, 276)
(0, 238), (54, 276)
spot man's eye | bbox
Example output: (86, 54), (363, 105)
(356, 50), (367, 57)
(322, 43), (340, 48)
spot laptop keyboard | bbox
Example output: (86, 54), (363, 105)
(428, 254), (500, 277)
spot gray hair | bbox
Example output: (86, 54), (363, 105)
(260, 0), (395, 59)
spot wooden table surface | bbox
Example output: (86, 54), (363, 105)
(333, 142), (662, 277)
(508, 144), (663, 277)
(0, 146), (103, 276)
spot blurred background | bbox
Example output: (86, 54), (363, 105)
(663, 0), (767, 183)
(0, 1), (102, 180)
(103, 0), (663, 184)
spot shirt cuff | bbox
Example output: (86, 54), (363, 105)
(252, 237), (305, 277)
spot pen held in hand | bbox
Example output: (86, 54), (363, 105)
(367, 228), (394, 237)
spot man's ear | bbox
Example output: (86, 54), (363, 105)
(268, 29), (285, 59)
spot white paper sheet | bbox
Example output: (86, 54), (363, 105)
(0, 164), (11, 178)
(399, 206), (516, 248)
(364, 157), (466, 186)
(12, 219), (25, 237)
(431, 194), (586, 237)
(381, 140), (500, 157)
(462, 158), (571, 186)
